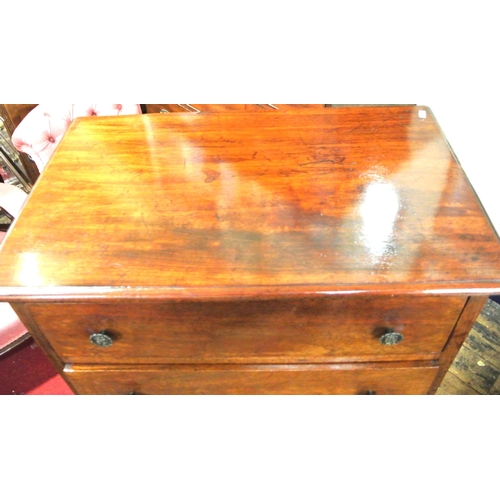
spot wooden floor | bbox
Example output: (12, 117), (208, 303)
(437, 298), (500, 395)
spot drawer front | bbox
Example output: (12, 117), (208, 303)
(28, 296), (466, 364)
(65, 362), (439, 395)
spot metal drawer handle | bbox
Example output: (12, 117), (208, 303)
(379, 329), (404, 345)
(89, 331), (114, 347)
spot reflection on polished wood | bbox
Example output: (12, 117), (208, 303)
(1, 106), (499, 394)
(1, 106), (499, 298)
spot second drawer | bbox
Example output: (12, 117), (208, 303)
(64, 361), (440, 395)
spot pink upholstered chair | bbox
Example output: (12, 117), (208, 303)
(0, 183), (29, 354)
(12, 104), (142, 173)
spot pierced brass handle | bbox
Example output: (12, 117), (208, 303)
(379, 329), (404, 345)
(89, 331), (114, 347)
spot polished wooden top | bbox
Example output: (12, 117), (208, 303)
(1, 106), (500, 300)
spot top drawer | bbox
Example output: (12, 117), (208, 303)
(26, 295), (466, 364)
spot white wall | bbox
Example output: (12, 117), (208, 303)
(429, 103), (500, 234)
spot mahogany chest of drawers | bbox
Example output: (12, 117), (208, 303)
(1, 106), (499, 394)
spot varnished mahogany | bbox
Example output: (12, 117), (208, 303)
(24, 295), (466, 364)
(1, 106), (499, 394)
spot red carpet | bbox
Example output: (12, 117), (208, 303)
(0, 337), (73, 395)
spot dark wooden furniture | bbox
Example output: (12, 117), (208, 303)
(1, 106), (499, 394)
(0, 104), (39, 188)
(0, 206), (14, 232)
(142, 104), (326, 114)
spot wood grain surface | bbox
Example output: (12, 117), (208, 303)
(26, 295), (466, 364)
(1, 106), (498, 395)
(64, 361), (439, 395)
(1, 106), (499, 301)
